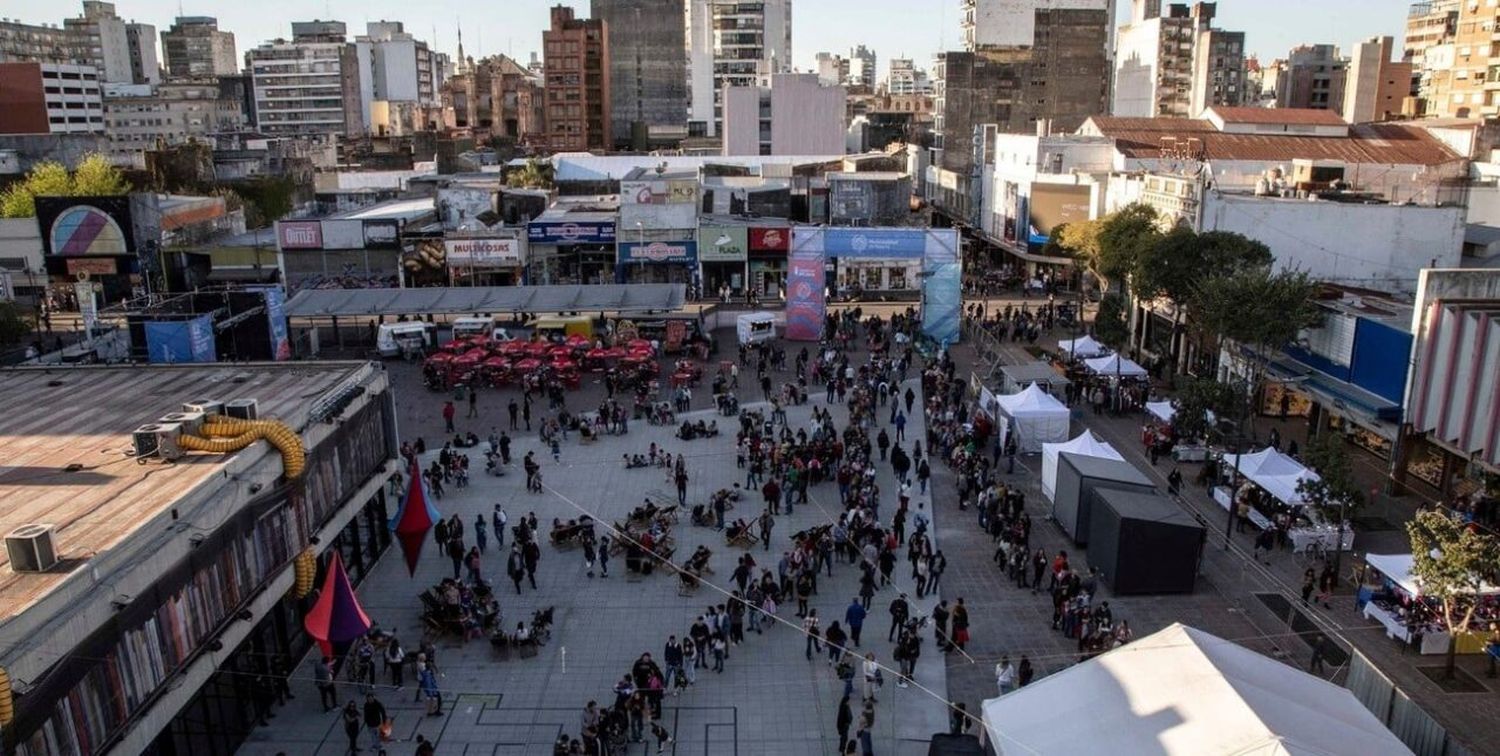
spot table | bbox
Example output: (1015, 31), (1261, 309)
(1288, 526), (1354, 553)
(1173, 445), (1208, 462)
(1213, 486), (1272, 530)
(1363, 602), (1412, 643)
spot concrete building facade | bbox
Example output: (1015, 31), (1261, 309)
(1113, 1), (1245, 118)
(442, 54), (546, 146)
(62, 1), (133, 83)
(1402, 0), (1457, 117)
(1342, 36), (1413, 123)
(1275, 44), (1347, 112)
(160, 16), (238, 79)
(686, 0), (792, 138)
(542, 5), (611, 152)
(2, 3), (155, 85)
(245, 21), (362, 137)
(848, 44), (877, 90)
(590, 0), (689, 150)
(102, 80), (246, 167)
(124, 20), (158, 85)
(816, 51), (849, 87)
(722, 72), (845, 156)
(0, 61), (104, 135)
(354, 21), (438, 134)
(884, 58), (932, 95)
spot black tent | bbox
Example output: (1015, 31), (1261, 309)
(1088, 487), (1204, 594)
(928, 733), (985, 756)
(1051, 452), (1155, 545)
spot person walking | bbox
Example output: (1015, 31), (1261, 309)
(523, 539), (541, 589)
(493, 504), (508, 546)
(341, 700), (361, 754)
(446, 537), (465, 581)
(888, 593), (909, 642)
(836, 694), (854, 753)
(385, 635), (405, 688)
(467, 386), (478, 418)
(474, 514), (487, 554)
(508, 398), (519, 430)
(845, 598), (867, 647)
(598, 535), (611, 578)
(442, 401), (456, 433)
(951, 597), (971, 652)
(507, 545), (526, 594)
(861, 653), (881, 703)
(315, 656), (338, 712)
(418, 657), (442, 716)
(995, 655), (1016, 695)
(1309, 634), (1330, 674)
(363, 692), (388, 752)
(803, 609), (822, 660)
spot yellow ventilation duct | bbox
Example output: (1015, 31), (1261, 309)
(291, 548), (317, 598)
(177, 415), (307, 480)
(0, 666), (13, 728)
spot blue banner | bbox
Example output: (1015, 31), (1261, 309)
(260, 286), (291, 360)
(921, 229), (962, 346)
(145, 314), (217, 363)
(821, 229), (928, 259)
(527, 221), (617, 245)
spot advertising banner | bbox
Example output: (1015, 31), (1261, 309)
(252, 285), (292, 361)
(319, 219), (365, 250)
(1027, 184), (1091, 247)
(528, 221), (616, 245)
(65, 258), (118, 276)
(617, 240), (697, 264)
(362, 219), (401, 249)
(786, 247), (825, 342)
(144, 314), (217, 363)
(622, 179), (699, 205)
(921, 228), (962, 347)
(697, 226), (748, 262)
(750, 226), (789, 253)
(445, 238), (522, 267)
(821, 228), (928, 259)
(36, 196), (135, 256)
(277, 220), (324, 250)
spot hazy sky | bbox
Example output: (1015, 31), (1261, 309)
(6, 0), (1412, 76)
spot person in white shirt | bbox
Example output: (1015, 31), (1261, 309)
(995, 655), (1016, 695)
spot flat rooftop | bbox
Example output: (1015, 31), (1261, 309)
(0, 363), (367, 621)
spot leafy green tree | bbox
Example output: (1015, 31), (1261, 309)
(235, 175), (297, 228)
(0, 154), (130, 218)
(1093, 293), (1129, 350)
(0, 301), (32, 345)
(506, 159), (553, 189)
(1090, 203), (1161, 293)
(1407, 510), (1500, 679)
(1170, 377), (1239, 444)
(1295, 432), (1365, 578)
(1134, 228), (1273, 372)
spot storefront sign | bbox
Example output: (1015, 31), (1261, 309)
(697, 226), (748, 262)
(750, 226), (789, 253)
(618, 240), (697, 264)
(445, 238), (522, 267)
(528, 221), (617, 245)
(65, 257), (118, 276)
(319, 220), (365, 250)
(821, 228), (928, 259)
(277, 221), (323, 250)
(362, 220), (401, 249)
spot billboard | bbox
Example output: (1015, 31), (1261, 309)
(785, 244), (825, 342)
(36, 196), (135, 256)
(363, 219), (400, 248)
(445, 238), (523, 267)
(697, 226), (748, 262)
(277, 221), (323, 250)
(750, 226), (789, 253)
(528, 221), (616, 245)
(319, 219), (366, 250)
(618, 240), (697, 264)
(251, 285), (292, 361)
(1001, 182), (1019, 243)
(621, 179), (699, 205)
(144, 314), (217, 364)
(1027, 184), (1092, 246)
(921, 230), (962, 346)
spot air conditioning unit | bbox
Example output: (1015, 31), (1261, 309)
(225, 398), (259, 420)
(6, 524), (58, 573)
(132, 423), (183, 461)
(183, 399), (223, 416)
(160, 410), (205, 436)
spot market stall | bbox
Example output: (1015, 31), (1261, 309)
(1215, 448), (1352, 551)
(995, 383), (1071, 453)
(1041, 431), (1123, 502)
(1083, 354), (1148, 378)
(1362, 552), (1500, 655)
(1056, 335), (1108, 359)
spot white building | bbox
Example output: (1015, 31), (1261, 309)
(0, 62), (106, 134)
(246, 21), (359, 137)
(62, 1), (132, 82)
(102, 80), (246, 167)
(354, 21), (437, 132)
(1113, 0), (1245, 118)
(848, 44), (876, 90)
(722, 72), (846, 156)
(884, 58), (931, 95)
(686, 0), (791, 137)
(815, 51), (848, 87)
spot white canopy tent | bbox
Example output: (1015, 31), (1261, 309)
(1057, 335), (1108, 358)
(995, 383), (1071, 452)
(1042, 430), (1123, 501)
(980, 623), (1413, 756)
(1146, 400), (1216, 426)
(1366, 552), (1500, 597)
(1222, 448), (1319, 506)
(1084, 353), (1148, 378)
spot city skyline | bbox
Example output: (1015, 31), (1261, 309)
(4, 0), (1412, 76)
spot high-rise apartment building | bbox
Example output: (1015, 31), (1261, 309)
(1274, 44), (1347, 111)
(1114, 1), (1245, 118)
(816, 52), (849, 87)
(685, 0), (792, 138)
(353, 21), (437, 132)
(124, 20), (158, 85)
(0, 19), (75, 64)
(63, 1), (132, 82)
(245, 21), (362, 136)
(160, 16), (238, 79)
(0, 61), (104, 134)
(1411, 0), (1500, 118)
(1402, 1), (1456, 116)
(961, 0), (1107, 51)
(884, 58), (932, 95)
(848, 45), (877, 90)
(1342, 36), (1413, 123)
(102, 79), (246, 166)
(542, 5), (611, 152)
(1, 2), (155, 84)
(590, 0), (688, 150)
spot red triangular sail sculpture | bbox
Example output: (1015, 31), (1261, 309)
(388, 458), (440, 576)
(303, 551), (372, 646)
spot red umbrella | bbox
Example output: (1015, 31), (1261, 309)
(500, 340), (529, 355)
(585, 348), (610, 360)
(603, 347), (627, 359)
(627, 339), (652, 351)
(552, 358), (577, 370)
(439, 340), (467, 353)
(527, 341), (552, 357)
(469, 334), (491, 347)
(515, 357), (543, 371)
(549, 344), (574, 357)
(425, 352), (455, 365)
(566, 333), (590, 346)
(483, 356), (511, 369)
(454, 351), (483, 366)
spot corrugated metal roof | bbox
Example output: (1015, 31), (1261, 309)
(1086, 118), (1462, 166)
(1206, 106), (1349, 126)
(284, 284), (687, 317)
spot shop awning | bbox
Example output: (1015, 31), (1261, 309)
(284, 284), (687, 318)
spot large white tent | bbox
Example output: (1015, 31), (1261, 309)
(980, 623), (1413, 756)
(1084, 353), (1148, 378)
(1042, 430), (1123, 501)
(1148, 401), (1217, 426)
(1366, 552), (1500, 597)
(995, 382), (1071, 452)
(1057, 335), (1108, 358)
(1222, 448), (1319, 506)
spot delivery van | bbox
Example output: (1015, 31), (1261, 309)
(532, 315), (594, 341)
(376, 322), (436, 357)
(449, 317), (515, 342)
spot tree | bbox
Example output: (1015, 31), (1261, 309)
(1170, 377), (1239, 444)
(1089, 204), (1161, 293)
(0, 155), (130, 218)
(1093, 293), (1129, 350)
(1406, 510), (1500, 679)
(1295, 432), (1365, 578)
(1133, 228), (1273, 372)
(0, 302), (31, 346)
(1190, 266), (1322, 438)
(506, 159), (553, 190)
